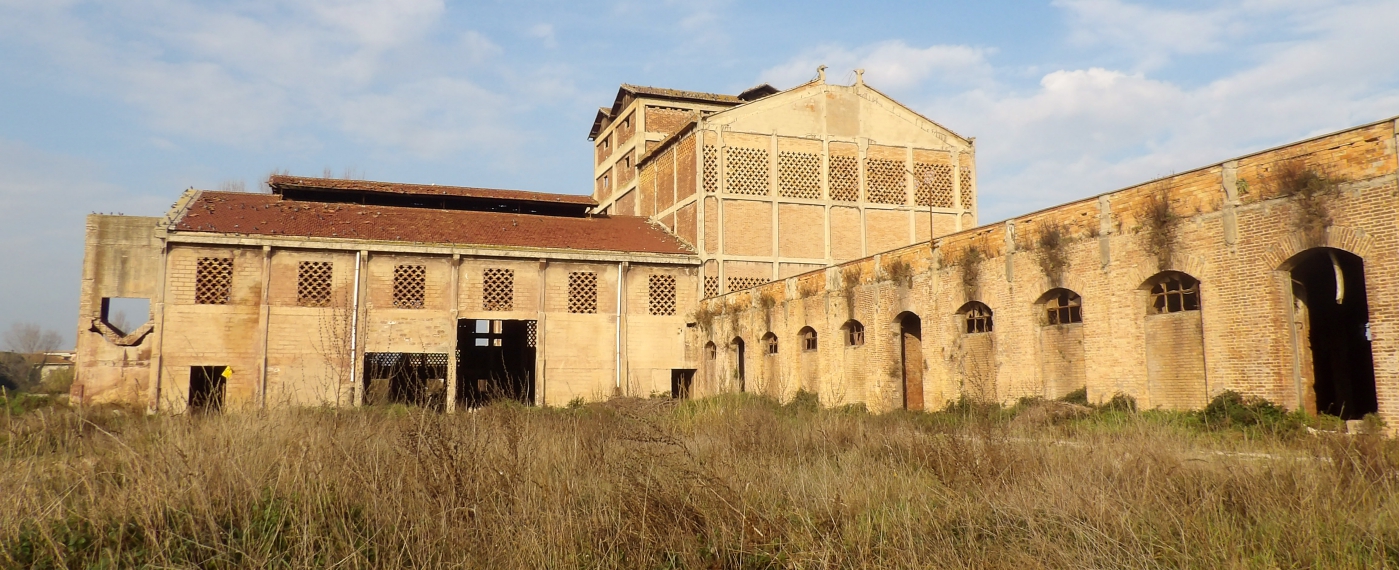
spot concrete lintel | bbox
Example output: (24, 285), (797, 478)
(165, 233), (700, 266)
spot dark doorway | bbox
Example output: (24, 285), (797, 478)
(363, 353), (449, 409)
(189, 366), (227, 413)
(733, 338), (746, 392)
(671, 369), (695, 399)
(898, 312), (924, 411)
(1290, 248), (1378, 419)
(457, 319), (536, 408)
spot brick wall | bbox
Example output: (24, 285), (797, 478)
(645, 107), (695, 136)
(691, 118), (1399, 428)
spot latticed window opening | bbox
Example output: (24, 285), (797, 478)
(704, 276), (720, 298)
(297, 261), (333, 307)
(482, 268), (514, 311)
(1149, 274), (1200, 314)
(800, 327), (818, 351)
(1045, 290), (1083, 325)
(866, 158), (907, 204)
(963, 303), (994, 334)
(393, 265), (426, 309)
(914, 162), (955, 207)
(778, 151), (822, 199)
(727, 276), (767, 293)
(702, 145), (719, 194)
(763, 333), (778, 355)
(648, 274), (677, 315)
(829, 155), (859, 202)
(526, 320), (537, 348)
(725, 147), (770, 196)
(959, 166), (973, 200)
(567, 272), (598, 314)
(843, 320), (865, 347)
(195, 257), (233, 305)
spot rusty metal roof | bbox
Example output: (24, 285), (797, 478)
(172, 191), (694, 255)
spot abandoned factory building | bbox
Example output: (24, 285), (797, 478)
(73, 70), (1399, 427)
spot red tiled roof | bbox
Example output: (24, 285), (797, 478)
(619, 84), (743, 104)
(268, 175), (597, 206)
(172, 192), (694, 256)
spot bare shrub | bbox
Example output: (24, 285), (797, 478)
(880, 257), (914, 288)
(1270, 159), (1341, 246)
(1139, 183), (1177, 269)
(1034, 222), (1071, 286)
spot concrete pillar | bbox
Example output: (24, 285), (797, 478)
(446, 254), (461, 412)
(256, 245), (272, 408)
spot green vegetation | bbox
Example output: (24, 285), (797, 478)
(3, 392), (1396, 568)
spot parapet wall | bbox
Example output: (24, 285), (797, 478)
(690, 117), (1399, 424)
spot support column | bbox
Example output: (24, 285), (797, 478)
(536, 259), (548, 406)
(952, 149), (963, 232)
(771, 132), (780, 280)
(146, 239), (170, 412)
(858, 137), (869, 256)
(446, 254), (461, 412)
(351, 251), (369, 406)
(256, 245), (272, 408)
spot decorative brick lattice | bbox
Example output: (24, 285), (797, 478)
(482, 268), (514, 311)
(702, 145), (719, 194)
(778, 152), (821, 199)
(959, 165), (973, 201)
(648, 274), (677, 315)
(526, 320), (537, 347)
(914, 162), (955, 207)
(297, 261), (333, 307)
(829, 155), (859, 202)
(393, 265), (426, 309)
(866, 158), (907, 204)
(725, 147), (770, 196)
(567, 272), (598, 314)
(704, 276), (720, 298)
(195, 257), (233, 305)
(726, 276), (767, 293)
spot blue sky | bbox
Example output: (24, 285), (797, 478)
(2, 0), (1397, 346)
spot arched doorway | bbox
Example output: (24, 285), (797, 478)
(1035, 288), (1085, 399)
(732, 337), (746, 392)
(1141, 271), (1205, 410)
(896, 312), (924, 411)
(1287, 248), (1377, 419)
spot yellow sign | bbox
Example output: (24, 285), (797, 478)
(221, 367), (233, 379)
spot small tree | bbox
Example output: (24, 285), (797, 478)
(1, 322), (64, 390)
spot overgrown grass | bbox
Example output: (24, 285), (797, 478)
(3, 393), (1397, 568)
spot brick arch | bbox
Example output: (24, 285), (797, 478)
(1262, 226), (1374, 271)
(1126, 254), (1209, 291)
(1029, 270), (1091, 302)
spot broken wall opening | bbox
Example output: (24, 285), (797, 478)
(732, 337), (746, 392)
(457, 319), (536, 408)
(101, 297), (150, 336)
(1288, 248), (1378, 419)
(189, 366), (227, 413)
(897, 312), (924, 411)
(363, 352), (448, 409)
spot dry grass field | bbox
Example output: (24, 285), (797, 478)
(2, 391), (1397, 569)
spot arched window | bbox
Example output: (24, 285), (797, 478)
(1147, 272), (1200, 314)
(762, 332), (778, 355)
(959, 302), (994, 334)
(1042, 289), (1083, 325)
(842, 320), (866, 347)
(799, 327), (818, 351)
(705, 341), (717, 360)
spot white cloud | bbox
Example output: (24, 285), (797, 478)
(761, 41), (994, 90)
(527, 23), (556, 48)
(762, 1), (1399, 223)
(0, 0), (512, 155)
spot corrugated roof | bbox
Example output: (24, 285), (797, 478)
(268, 175), (597, 206)
(172, 192), (694, 255)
